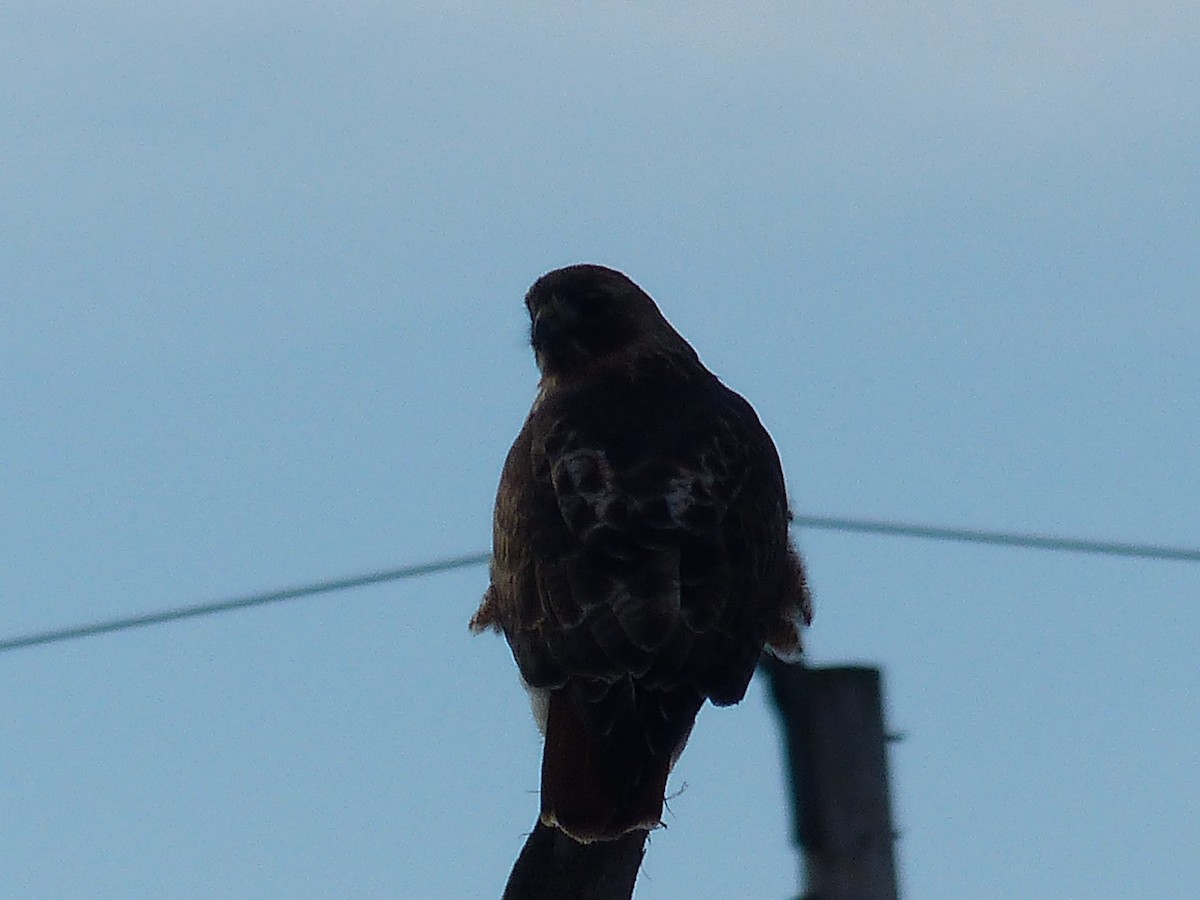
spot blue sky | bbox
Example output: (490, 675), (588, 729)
(3, 3), (1197, 897)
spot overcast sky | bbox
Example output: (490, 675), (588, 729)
(3, 3), (1198, 898)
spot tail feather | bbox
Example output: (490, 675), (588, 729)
(539, 686), (701, 843)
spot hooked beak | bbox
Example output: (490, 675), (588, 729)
(530, 297), (574, 352)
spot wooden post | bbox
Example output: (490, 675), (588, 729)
(763, 659), (900, 900)
(501, 821), (647, 900)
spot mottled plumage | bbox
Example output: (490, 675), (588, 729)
(471, 264), (811, 843)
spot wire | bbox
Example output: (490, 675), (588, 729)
(795, 515), (1200, 563)
(1, 516), (1196, 655)
(0, 552), (489, 654)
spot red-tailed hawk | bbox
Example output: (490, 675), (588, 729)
(471, 264), (811, 844)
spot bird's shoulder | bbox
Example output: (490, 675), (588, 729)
(532, 362), (764, 466)
(518, 363), (784, 548)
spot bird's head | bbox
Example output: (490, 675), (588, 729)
(524, 264), (697, 380)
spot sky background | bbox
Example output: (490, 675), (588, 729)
(2, 2), (1198, 898)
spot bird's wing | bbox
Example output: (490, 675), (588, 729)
(524, 380), (770, 687)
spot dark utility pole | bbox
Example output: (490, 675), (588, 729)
(764, 659), (900, 900)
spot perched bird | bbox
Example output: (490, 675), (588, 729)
(471, 264), (811, 844)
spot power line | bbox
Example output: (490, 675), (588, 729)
(0, 552), (489, 654)
(2, 516), (1196, 655)
(795, 514), (1200, 563)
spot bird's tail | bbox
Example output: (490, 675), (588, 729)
(538, 686), (701, 844)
